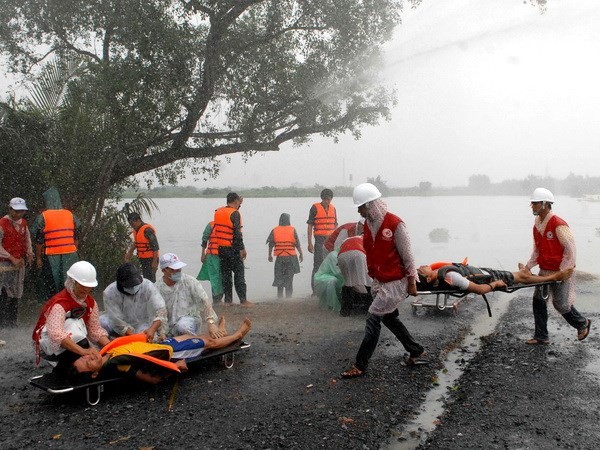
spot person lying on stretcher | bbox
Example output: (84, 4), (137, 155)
(417, 261), (573, 295)
(68, 317), (251, 384)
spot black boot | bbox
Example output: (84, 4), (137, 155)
(0, 289), (7, 328)
(7, 297), (18, 328)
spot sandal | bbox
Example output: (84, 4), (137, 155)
(402, 352), (429, 366)
(341, 366), (365, 378)
(525, 338), (550, 345)
(578, 319), (592, 341)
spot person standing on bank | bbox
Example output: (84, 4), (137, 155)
(0, 198), (34, 327)
(267, 213), (303, 299)
(197, 221), (224, 304)
(342, 183), (427, 378)
(307, 188), (337, 296)
(522, 188), (591, 345)
(212, 193), (253, 307)
(125, 212), (160, 282)
(31, 187), (81, 301)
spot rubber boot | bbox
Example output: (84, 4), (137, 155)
(0, 289), (7, 328)
(7, 297), (18, 328)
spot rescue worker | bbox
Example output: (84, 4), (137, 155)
(212, 193), (253, 307)
(267, 213), (303, 299)
(307, 188), (337, 295)
(324, 219), (364, 252)
(197, 221), (224, 304)
(0, 198), (34, 327)
(342, 183), (426, 378)
(100, 262), (167, 341)
(338, 235), (372, 316)
(32, 261), (110, 374)
(30, 187), (81, 301)
(125, 212), (159, 282)
(155, 252), (222, 337)
(521, 188), (591, 344)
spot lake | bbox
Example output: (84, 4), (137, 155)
(135, 196), (600, 300)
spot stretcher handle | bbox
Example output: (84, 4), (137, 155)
(481, 294), (492, 317)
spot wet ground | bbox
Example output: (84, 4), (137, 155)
(0, 276), (598, 449)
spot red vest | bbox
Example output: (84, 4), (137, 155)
(32, 289), (96, 363)
(534, 215), (568, 271)
(273, 226), (297, 256)
(133, 223), (157, 259)
(363, 213), (406, 282)
(0, 217), (28, 260)
(42, 209), (77, 255)
(312, 203), (336, 236)
(324, 222), (358, 251)
(339, 235), (366, 255)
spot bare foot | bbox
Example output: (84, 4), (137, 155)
(240, 300), (255, 307)
(518, 263), (531, 275)
(556, 267), (574, 281)
(218, 316), (227, 334)
(175, 359), (189, 372)
(236, 318), (252, 339)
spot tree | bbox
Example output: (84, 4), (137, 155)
(0, 0), (413, 220)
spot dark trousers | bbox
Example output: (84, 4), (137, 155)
(0, 288), (18, 327)
(219, 247), (247, 304)
(533, 286), (587, 341)
(355, 309), (423, 371)
(139, 258), (156, 282)
(311, 235), (328, 293)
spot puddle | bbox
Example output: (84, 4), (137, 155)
(386, 295), (512, 450)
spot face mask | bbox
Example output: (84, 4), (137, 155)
(123, 284), (142, 295)
(170, 271), (182, 282)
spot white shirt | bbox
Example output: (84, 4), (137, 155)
(103, 279), (167, 336)
(155, 273), (218, 333)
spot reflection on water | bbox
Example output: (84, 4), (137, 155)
(134, 196), (600, 300)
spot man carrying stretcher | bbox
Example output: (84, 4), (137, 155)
(416, 261), (573, 295)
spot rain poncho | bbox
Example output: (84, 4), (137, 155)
(155, 273), (218, 336)
(101, 278), (167, 337)
(314, 250), (343, 312)
(197, 222), (223, 299)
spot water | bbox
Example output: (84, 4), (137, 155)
(138, 195), (600, 300)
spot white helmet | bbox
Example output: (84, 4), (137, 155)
(66, 261), (98, 287)
(353, 183), (382, 207)
(530, 187), (554, 203)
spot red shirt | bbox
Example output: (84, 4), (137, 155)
(534, 215), (568, 271)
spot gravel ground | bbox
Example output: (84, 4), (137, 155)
(419, 293), (600, 450)
(0, 280), (597, 450)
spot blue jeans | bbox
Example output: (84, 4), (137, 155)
(355, 309), (424, 371)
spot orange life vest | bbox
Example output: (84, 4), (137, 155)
(206, 221), (220, 255)
(42, 209), (77, 255)
(133, 223), (157, 259)
(313, 203), (336, 236)
(0, 217), (28, 260)
(100, 333), (180, 373)
(212, 206), (242, 248)
(273, 226), (297, 256)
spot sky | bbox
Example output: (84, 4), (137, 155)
(194, 0), (600, 189)
(2, 0), (599, 189)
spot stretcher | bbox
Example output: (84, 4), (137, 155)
(411, 282), (555, 316)
(29, 340), (251, 406)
